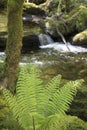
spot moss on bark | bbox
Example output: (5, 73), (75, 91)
(4, 0), (24, 93)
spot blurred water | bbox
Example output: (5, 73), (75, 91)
(40, 42), (87, 53)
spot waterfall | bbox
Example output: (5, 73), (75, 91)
(40, 42), (87, 53)
(38, 34), (87, 53)
(38, 34), (54, 45)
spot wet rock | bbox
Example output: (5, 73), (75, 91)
(0, 13), (42, 52)
(0, 32), (7, 51)
(23, 14), (46, 33)
(0, 32), (40, 52)
(22, 33), (40, 53)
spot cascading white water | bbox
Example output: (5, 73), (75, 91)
(39, 34), (87, 53)
(38, 34), (54, 45)
(40, 42), (87, 53)
(0, 52), (5, 56)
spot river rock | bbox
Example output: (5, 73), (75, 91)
(0, 32), (40, 52)
(72, 29), (87, 45)
(23, 2), (46, 16)
(22, 33), (40, 53)
(0, 12), (43, 52)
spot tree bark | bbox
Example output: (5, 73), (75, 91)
(4, 0), (24, 93)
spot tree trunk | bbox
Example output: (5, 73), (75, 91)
(4, 0), (24, 93)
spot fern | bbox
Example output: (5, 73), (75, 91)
(3, 65), (84, 130)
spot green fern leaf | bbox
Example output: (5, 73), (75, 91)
(47, 79), (83, 115)
(39, 114), (67, 130)
(2, 65), (84, 130)
(39, 75), (62, 116)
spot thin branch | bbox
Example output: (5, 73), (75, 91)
(56, 27), (70, 51)
(54, 14), (70, 51)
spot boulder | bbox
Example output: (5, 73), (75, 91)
(0, 12), (43, 52)
(23, 2), (46, 16)
(0, 32), (40, 53)
(72, 29), (87, 45)
(22, 33), (40, 53)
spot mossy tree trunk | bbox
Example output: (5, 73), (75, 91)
(4, 0), (24, 93)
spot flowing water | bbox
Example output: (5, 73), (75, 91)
(0, 34), (87, 80)
(0, 12), (87, 81)
(38, 34), (54, 45)
(20, 34), (87, 80)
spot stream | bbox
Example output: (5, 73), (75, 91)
(0, 11), (87, 81)
(21, 43), (87, 80)
(1, 40), (87, 81)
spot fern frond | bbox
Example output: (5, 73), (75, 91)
(16, 66), (39, 113)
(17, 65), (46, 128)
(45, 74), (62, 98)
(47, 79), (83, 115)
(39, 114), (67, 130)
(39, 75), (62, 116)
(2, 89), (18, 119)
(2, 65), (84, 130)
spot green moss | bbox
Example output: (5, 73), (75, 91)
(0, 63), (4, 80)
(76, 8), (87, 31)
(66, 116), (87, 130)
(4, 0), (24, 93)
(73, 29), (87, 44)
(23, 2), (38, 10)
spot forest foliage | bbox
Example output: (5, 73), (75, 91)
(0, 0), (87, 129)
(2, 65), (84, 130)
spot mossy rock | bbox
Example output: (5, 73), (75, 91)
(23, 3), (45, 16)
(73, 29), (87, 45)
(44, 5), (87, 38)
